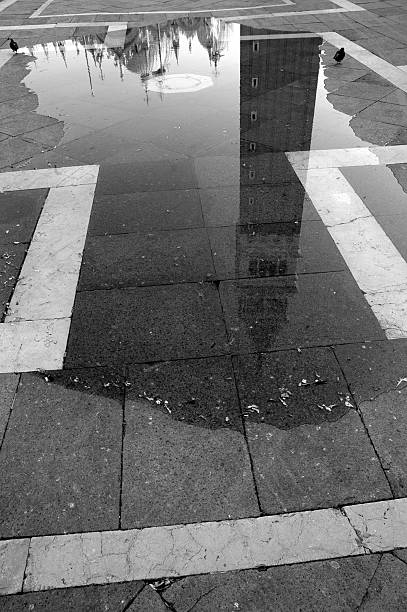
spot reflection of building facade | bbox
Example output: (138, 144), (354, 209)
(237, 28), (321, 347)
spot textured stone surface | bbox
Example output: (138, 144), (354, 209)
(121, 400), (258, 527)
(344, 499), (407, 552)
(359, 554), (407, 610)
(0, 580), (143, 610)
(0, 373), (19, 443)
(246, 411), (391, 514)
(66, 283), (228, 367)
(0, 372), (122, 537)
(127, 586), (169, 611)
(23, 509), (364, 591)
(163, 555), (379, 612)
(0, 539), (29, 595)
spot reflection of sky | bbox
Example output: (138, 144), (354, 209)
(22, 23), (240, 147)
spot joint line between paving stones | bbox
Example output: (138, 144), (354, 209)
(230, 356), (263, 516)
(0, 372), (20, 449)
(332, 347), (396, 497)
(119, 371), (127, 530)
(391, 551), (407, 568)
(356, 553), (383, 611)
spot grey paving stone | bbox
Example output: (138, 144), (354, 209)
(127, 586), (169, 611)
(326, 94), (373, 115)
(78, 228), (215, 290)
(0, 371), (122, 537)
(122, 399), (259, 528)
(0, 373), (18, 445)
(0, 112), (59, 137)
(357, 101), (407, 128)
(220, 272), (384, 354)
(342, 165), (407, 217)
(0, 189), (47, 244)
(0, 243), (26, 317)
(0, 580), (144, 611)
(0, 137), (46, 170)
(233, 347), (351, 429)
(22, 122), (65, 148)
(208, 221), (344, 280)
(200, 183), (318, 227)
(163, 555), (379, 612)
(66, 283), (228, 367)
(126, 356), (243, 431)
(394, 549), (407, 564)
(0, 96), (38, 120)
(95, 160), (198, 195)
(333, 81), (395, 101)
(335, 340), (407, 496)
(88, 190), (203, 235)
(349, 116), (407, 146)
(360, 554), (407, 610)
(246, 409), (390, 514)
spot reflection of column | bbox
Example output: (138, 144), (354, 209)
(237, 28), (320, 347)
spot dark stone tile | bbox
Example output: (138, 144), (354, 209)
(0, 136), (47, 170)
(220, 272), (384, 353)
(128, 586), (171, 611)
(88, 190), (204, 235)
(0, 112), (59, 137)
(0, 580), (143, 611)
(78, 228), (214, 290)
(126, 356), (243, 431)
(394, 549), (407, 564)
(335, 340), (407, 496)
(66, 284), (228, 367)
(247, 409), (391, 513)
(0, 243), (26, 317)
(0, 371), (122, 537)
(163, 555), (379, 612)
(121, 399), (259, 528)
(360, 554), (407, 610)
(0, 373), (19, 444)
(233, 348), (351, 429)
(208, 221), (344, 280)
(95, 160), (198, 195)
(200, 183), (318, 227)
(0, 189), (47, 244)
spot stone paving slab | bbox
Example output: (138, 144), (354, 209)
(0, 372), (123, 537)
(121, 399), (259, 527)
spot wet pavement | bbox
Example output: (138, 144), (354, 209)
(1, 0), (407, 609)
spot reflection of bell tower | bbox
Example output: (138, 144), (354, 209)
(236, 27), (321, 347)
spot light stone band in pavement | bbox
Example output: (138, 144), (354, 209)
(0, 498), (406, 595)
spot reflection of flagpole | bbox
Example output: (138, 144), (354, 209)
(83, 37), (94, 96)
(157, 23), (163, 75)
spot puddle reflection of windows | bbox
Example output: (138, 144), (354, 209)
(249, 142), (257, 152)
(249, 170), (256, 180)
(251, 76), (258, 88)
(253, 41), (259, 52)
(250, 110), (257, 122)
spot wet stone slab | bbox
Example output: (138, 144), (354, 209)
(208, 221), (345, 280)
(335, 339), (407, 496)
(246, 410), (391, 514)
(0, 580), (144, 610)
(88, 190), (203, 235)
(66, 283), (228, 367)
(219, 271), (385, 353)
(121, 400), (259, 528)
(0, 243), (26, 317)
(126, 356), (242, 431)
(78, 228), (215, 290)
(163, 555), (379, 612)
(0, 373), (19, 443)
(95, 160), (198, 195)
(233, 348), (351, 430)
(0, 371), (123, 537)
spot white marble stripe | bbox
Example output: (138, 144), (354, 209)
(0, 166), (99, 192)
(0, 22), (118, 30)
(29, 1), (294, 19)
(6, 184), (97, 322)
(287, 145), (407, 170)
(0, 319), (71, 373)
(103, 23), (126, 49)
(224, 7), (362, 21)
(1, 497), (407, 595)
(294, 167), (407, 338)
(322, 32), (407, 94)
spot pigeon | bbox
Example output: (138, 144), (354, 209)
(8, 38), (18, 53)
(333, 47), (345, 64)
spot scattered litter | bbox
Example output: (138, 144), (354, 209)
(247, 404), (260, 413)
(317, 403), (337, 412)
(149, 577), (174, 591)
(396, 377), (407, 388)
(225, 416), (230, 422)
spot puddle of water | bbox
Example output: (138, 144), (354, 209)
(342, 165), (407, 217)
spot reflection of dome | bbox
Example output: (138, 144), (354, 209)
(147, 73), (213, 94)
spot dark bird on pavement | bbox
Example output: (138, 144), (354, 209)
(8, 38), (18, 53)
(333, 47), (345, 64)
